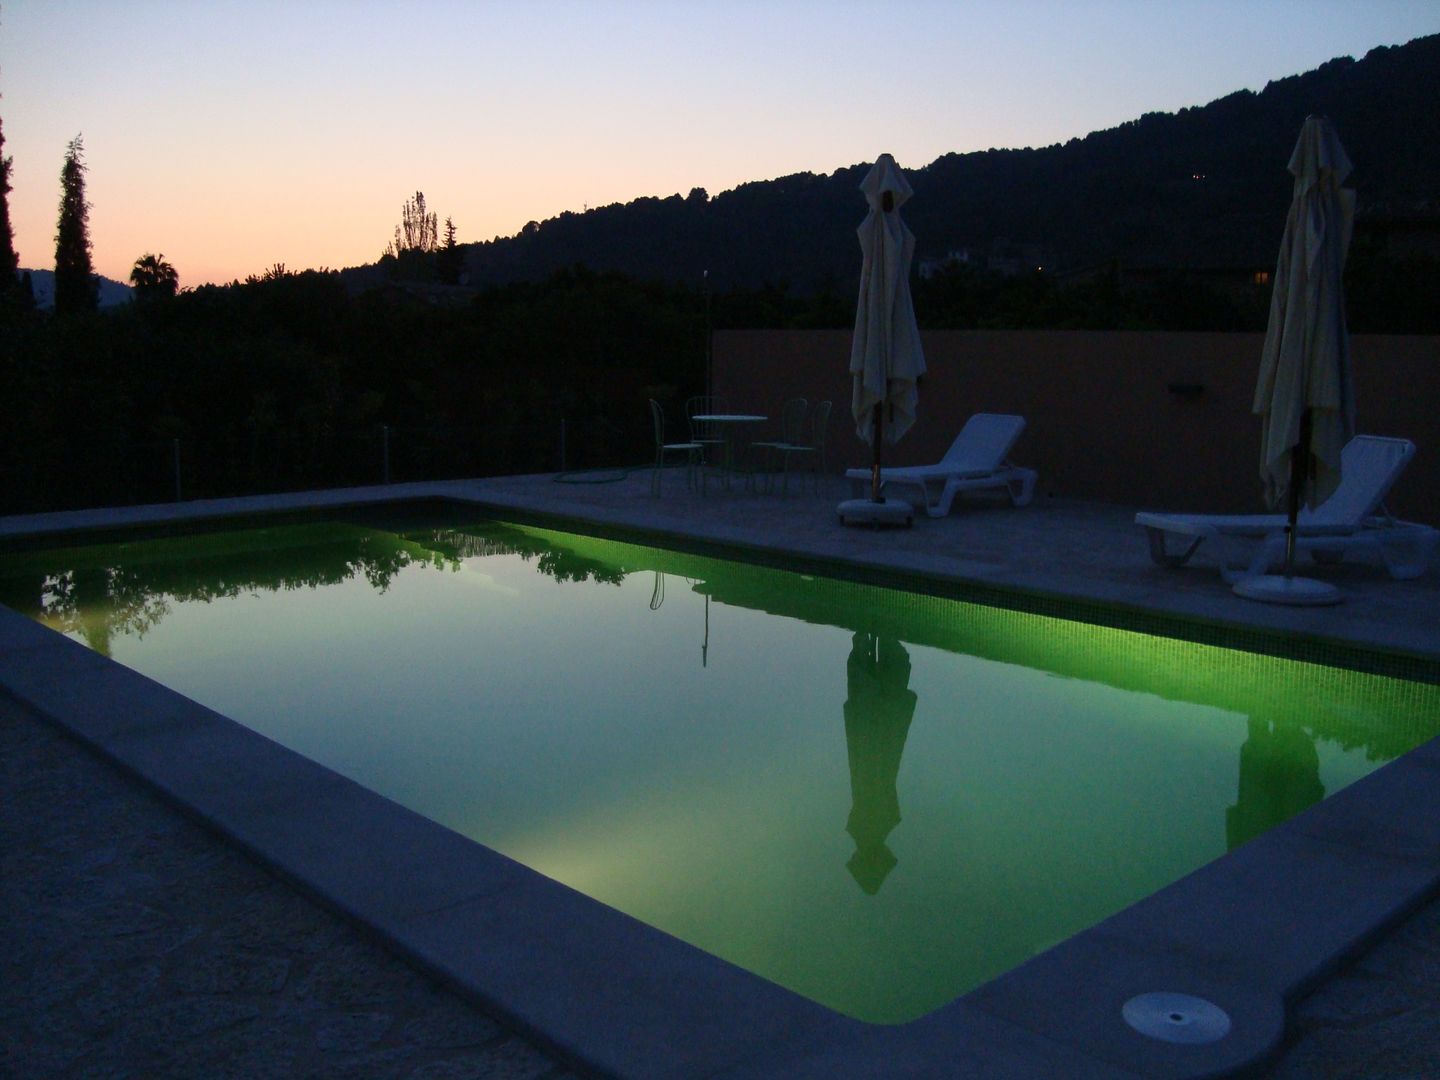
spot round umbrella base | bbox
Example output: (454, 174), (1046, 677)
(1232, 574), (1342, 606)
(838, 497), (914, 528)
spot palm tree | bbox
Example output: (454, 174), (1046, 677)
(129, 252), (178, 300)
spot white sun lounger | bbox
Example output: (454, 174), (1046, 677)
(844, 413), (1037, 518)
(1136, 435), (1438, 583)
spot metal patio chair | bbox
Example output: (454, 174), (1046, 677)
(749, 397), (808, 490)
(650, 399), (703, 496)
(768, 398), (833, 495)
(685, 396), (730, 467)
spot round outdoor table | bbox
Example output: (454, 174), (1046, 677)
(692, 414), (766, 488)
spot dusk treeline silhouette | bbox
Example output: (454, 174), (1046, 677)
(376, 192), (464, 285)
(0, 265), (715, 513)
(3, 239), (1436, 515)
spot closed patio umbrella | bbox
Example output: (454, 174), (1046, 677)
(1235, 116), (1356, 605)
(839, 154), (926, 526)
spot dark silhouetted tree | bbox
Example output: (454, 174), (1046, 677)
(1, 109), (19, 297)
(385, 191), (438, 258)
(239, 262), (292, 285)
(437, 216), (462, 284)
(54, 135), (97, 315)
(129, 252), (178, 300)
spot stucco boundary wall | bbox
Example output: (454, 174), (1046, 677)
(713, 329), (1440, 521)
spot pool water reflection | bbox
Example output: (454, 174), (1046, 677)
(4, 512), (1437, 1023)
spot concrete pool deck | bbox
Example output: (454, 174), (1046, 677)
(3, 470), (1439, 1078)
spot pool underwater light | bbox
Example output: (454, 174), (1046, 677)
(1123, 992), (1232, 1044)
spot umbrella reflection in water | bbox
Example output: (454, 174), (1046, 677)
(649, 571), (711, 667)
(1225, 716), (1324, 850)
(843, 632), (918, 894)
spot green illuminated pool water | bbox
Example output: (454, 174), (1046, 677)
(4, 512), (1438, 1024)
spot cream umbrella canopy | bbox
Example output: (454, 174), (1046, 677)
(849, 154), (926, 510)
(1238, 116), (1356, 605)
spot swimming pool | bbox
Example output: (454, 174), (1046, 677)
(6, 505), (1437, 1028)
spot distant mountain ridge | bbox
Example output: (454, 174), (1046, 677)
(15, 269), (134, 310)
(349, 33), (1438, 295)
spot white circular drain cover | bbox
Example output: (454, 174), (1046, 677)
(1122, 992), (1232, 1044)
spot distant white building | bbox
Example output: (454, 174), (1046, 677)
(917, 248), (974, 280)
(986, 239), (1047, 277)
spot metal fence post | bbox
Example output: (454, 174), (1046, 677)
(172, 438), (183, 502)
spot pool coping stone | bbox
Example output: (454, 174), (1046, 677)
(4, 475), (1439, 1079)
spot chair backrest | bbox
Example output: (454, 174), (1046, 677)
(809, 399), (833, 448)
(650, 399), (667, 446)
(1298, 435), (1415, 526)
(686, 396), (727, 442)
(938, 413), (1027, 471)
(778, 397), (808, 443)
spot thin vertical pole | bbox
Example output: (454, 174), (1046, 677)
(868, 189), (897, 505)
(703, 269), (713, 400)
(869, 403), (885, 502)
(1283, 409), (1312, 578)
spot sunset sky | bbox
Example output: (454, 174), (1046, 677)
(3, 1), (1437, 288)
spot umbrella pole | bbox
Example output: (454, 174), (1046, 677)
(870, 402), (884, 502)
(1283, 409), (1312, 579)
(1235, 405), (1337, 604)
(703, 269), (713, 401)
(871, 189), (896, 506)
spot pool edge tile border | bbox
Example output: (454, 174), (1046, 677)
(471, 499), (1440, 683)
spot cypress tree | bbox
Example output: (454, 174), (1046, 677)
(438, 217), (462, 284)
(0, 110), (19, 297)
(54, 134), (97, 315)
